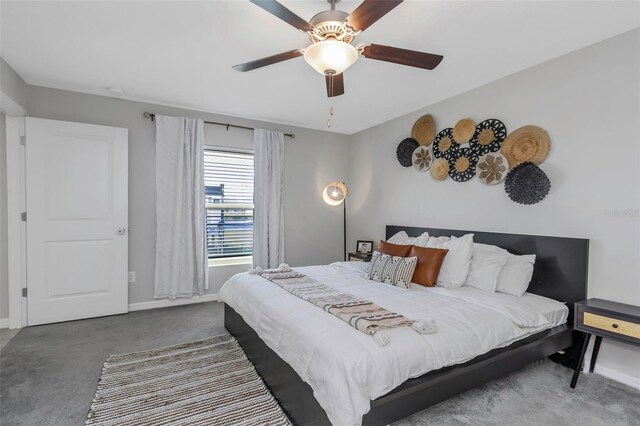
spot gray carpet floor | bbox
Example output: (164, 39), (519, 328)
(0, 329), (20, 351)
(1, 301), (638, 425)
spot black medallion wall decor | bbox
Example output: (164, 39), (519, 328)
(432, 128), (459, 160)
(397, 138), (419, 167)
(448, 148), (478, 182)
(504, 161), (551, 205)
(470, 119), (507, 156)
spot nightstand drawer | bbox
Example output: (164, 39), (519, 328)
(583, 312), (640, 339)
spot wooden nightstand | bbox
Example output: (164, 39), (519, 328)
(571, 298), (640, 388)
(348, 252), (372, 262)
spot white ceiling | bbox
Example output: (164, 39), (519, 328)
(1, 1), (639, 134)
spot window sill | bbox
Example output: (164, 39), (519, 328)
(208, 256), (253, 268)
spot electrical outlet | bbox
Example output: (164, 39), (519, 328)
(128, 271), (136, 283)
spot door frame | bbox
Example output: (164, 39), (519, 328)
(2, 89), (28, 329)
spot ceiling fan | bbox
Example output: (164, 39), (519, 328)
(233, 0), (443, 98)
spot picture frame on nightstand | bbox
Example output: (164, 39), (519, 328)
(356, 240), (374, 254)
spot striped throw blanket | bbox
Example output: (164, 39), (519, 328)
(252, 264), (436, 346)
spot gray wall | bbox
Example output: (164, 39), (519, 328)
(346, 29), (640, 381)
(0, 58), (29, 320)
(1, 57), (28, 110)
(23, 86), (350, 303)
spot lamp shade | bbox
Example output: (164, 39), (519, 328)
(304, 40), (359, 76)
(322, 181), (347, 206)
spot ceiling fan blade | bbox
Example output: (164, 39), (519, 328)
(345, 0), (403, 32)
(250, 0), (314, 32)
(361, 44), (443, 70)
(325, 73), (345, 97)
(233, 49), (303, 72)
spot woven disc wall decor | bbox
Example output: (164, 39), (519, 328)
(470, 119), (507, 156)
(397, 138), (419, 167)
(430, 158), (450, 181)
(453, 118), (477, 144)
(477, 153), (508, 185)
(504, 161), (551, 205)
(412, 146), (433, 172)
(411, 114), (436, 146)
(448, 148), (479, 182)
(432, 128), (459, 160)
(501, 125), (550, 168)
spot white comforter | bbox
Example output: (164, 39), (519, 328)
(218, 262), (567, 426)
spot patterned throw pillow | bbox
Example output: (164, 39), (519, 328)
(364, 251), (418, 289)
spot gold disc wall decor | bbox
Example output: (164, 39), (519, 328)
(430, 158), (450, 181)
(411, 114), (436, 146)
(501, 125), (550, 168)
(453, 118), (476, 143)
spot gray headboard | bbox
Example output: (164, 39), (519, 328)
(386, 225), (589, 323)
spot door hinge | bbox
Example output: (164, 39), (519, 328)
(21, 212), (27, 222)
(22, 288), (27, 297)
(20, 136), (26, 146)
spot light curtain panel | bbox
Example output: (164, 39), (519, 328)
(154, 115), (208, 298)
(253, 129), (285, 268)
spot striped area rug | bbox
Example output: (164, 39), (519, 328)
(86, 334), (291, 426)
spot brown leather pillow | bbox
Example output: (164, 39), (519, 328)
(409, 246), (449, 287)
(377, 240), (413, 257)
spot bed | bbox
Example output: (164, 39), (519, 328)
(221, 226), (589, 425)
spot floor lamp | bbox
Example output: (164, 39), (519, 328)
(322, 181), (348, 261)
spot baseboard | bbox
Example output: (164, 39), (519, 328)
(588, 364), (640, 390)
(583, 350), (640, 390)
(0, 296), (219, 328)
(128, 293), (219, 312)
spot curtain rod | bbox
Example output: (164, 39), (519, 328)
(143, 112), (295, 139)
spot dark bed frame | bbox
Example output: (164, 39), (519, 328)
(225, 226), (589, 425)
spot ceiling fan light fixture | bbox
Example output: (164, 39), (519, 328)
(303, 40), (358, 76)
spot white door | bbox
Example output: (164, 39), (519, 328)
(25, 117), (128, 326)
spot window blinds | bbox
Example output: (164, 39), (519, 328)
(204, 149), (254, 259)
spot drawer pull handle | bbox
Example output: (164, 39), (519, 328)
(612, 323), (619, 329)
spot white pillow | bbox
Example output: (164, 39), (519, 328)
(496, 254), (536, 296)
(464, 243), (510, 292)
(427, 235), (451, 244)
(386, 231), (430, 247)
(426, 233), (474, 288)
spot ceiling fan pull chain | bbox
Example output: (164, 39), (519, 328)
(327, 105), (335, 128)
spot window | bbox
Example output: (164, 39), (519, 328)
(204, 148), (254, 261)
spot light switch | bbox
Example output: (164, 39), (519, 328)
(128, 271), (136, 283)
